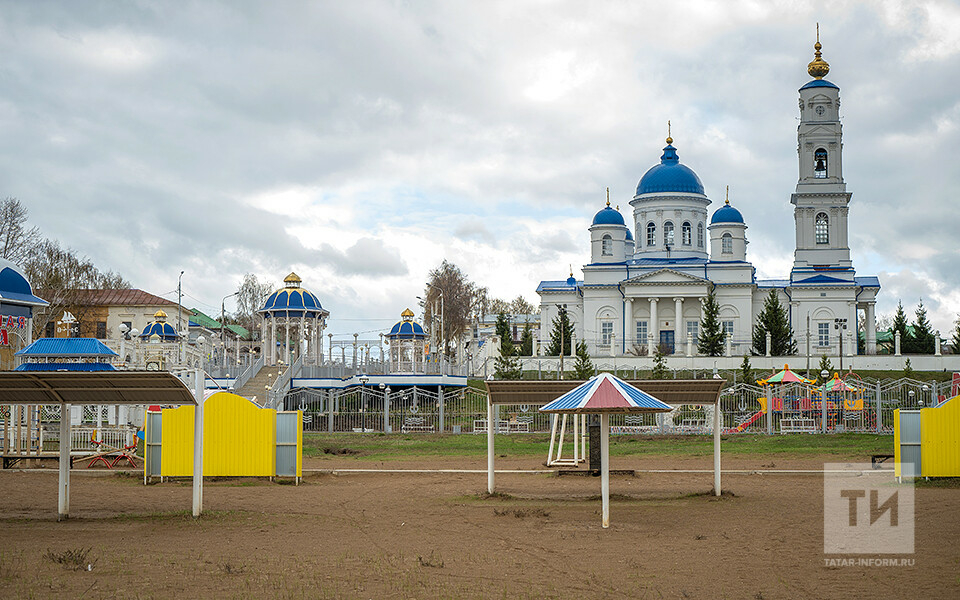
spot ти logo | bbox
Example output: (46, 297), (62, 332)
(824, 464), (913, 555)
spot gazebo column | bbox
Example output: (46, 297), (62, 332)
(299, 316), (306, 362)
(713, 402), (721, 497)
(270, 318), (277, 366)
(600, 412), (610, 528)
(284, 315), (291, 365)
(58, 402), (71, 521)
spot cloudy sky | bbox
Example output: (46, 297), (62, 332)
(2, 0), (958, 340)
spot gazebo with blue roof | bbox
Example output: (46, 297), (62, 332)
(15, 338), (118, 372)
(0, 258), (48, 365)
(386, 308), (427, 373)
(258, 272), (329, 366)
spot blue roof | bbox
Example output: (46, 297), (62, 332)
(625, 227), (634, 241)
(16, 338), (119, 357)
(15, 362), (116, 372)
(140, 321), (180, 341)
(800, 79), (839, 91)
(756, 279), (790, 288)
(592, 206), (625, 226)
(636, 144), (705, 195)
(259, 287), (327, 317)
(794, 273), (850, 285)
(0, 261), (47, 307)
(710, 203), (744, 224)
(388, 319), (426, 339)
(537, 279), (580, 293)
(855, 276), (881, 288)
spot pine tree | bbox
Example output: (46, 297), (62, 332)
(493, 312), (522, 379)
(546, 306), (574, 356)
(817, 353), (833, 378)
(903, 357), (914, 379)
(519, 321), (534, 356)
(952, 315), (960, 355)
(650, 344), (669, 379)
(910, 300), (936, 354)
(740, 355), (753, 385)
(752, 290), (797, 356)
(572, 341), (595, 379)
(891, 300), (910, 353)
(698, 288), (725, 357)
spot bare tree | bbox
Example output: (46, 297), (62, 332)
(424, 260), (476, 358)
(0, 197), (41, 264)
(235, 273), (275, 340)
(509, 295), (537, 315)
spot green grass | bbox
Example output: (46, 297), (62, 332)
(303, 432), (893, 461)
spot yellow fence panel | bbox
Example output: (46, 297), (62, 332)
(920, 396), (960, 477)
(160, 392), (277, 477)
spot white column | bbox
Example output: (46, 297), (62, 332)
(623, 297), (633, 352)
(299, 316), (306, 362)
(270, 318), (277, 366)
(600, 412), (610, 528)
(894, 331), (901, 356)
(935, 332), (942, 356)
(487, 399), (495, 494)
(192, 369), (204, 517)
(848, 301), (858, 356)
(648, 298), (658, 354)
(284, 317), (291, 365)
(686, 333), (693, 357)
(865, 303), (877, 355)
(713, 403), (721, 497)
(58, 402), (70, 521)
(674, 297), (683, 355)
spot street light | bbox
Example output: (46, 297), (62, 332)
(221, 291), (239, 368)
(178, 270), (185, 358)
(834, 318), (848, 371)
(425, 283), (444, 372)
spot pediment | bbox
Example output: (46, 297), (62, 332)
(624, 269), (711, 286)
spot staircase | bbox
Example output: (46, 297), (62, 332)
(236, 366), (284, 404)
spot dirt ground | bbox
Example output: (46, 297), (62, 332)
(0, 454), (957, 599)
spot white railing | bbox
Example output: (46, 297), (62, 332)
(42, 426), (136, 453)
(267, 354), (303, 409)
(233, 355), (264, 393)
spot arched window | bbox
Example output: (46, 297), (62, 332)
(646, 222), (656, 247)
(721, 232), (733, 254)
(815, 212), (829, 244)
(814, 148), (828, 178)
(681, 222), (692, 246)
(663, 221), (675, 246)
(697, 222), (704, 248)
(601, 234), (613, 256)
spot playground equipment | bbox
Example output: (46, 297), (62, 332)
(895, 394), (960, 479)
(546, 412), (586, 467)
(144, 391), (302, 482)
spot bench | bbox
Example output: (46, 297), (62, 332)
(779, 418), (818, 434)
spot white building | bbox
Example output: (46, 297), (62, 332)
(537, 38), (880, 358)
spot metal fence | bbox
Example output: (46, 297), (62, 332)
(278, 376), (952, 435)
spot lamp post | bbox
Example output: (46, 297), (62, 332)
(178, 270), (185, 359)
(921, 384), (929, 407)
(359, 374), (369, 433)
(834, 318), (847, 372)
(118, 323), (129, 369)
(908, 389), (915, 408)
(221, 291), (239, 369)
(426, 283), (444, 373)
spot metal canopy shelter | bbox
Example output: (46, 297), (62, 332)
(0, 371), (200, 521)
(483, 379), (727, 512)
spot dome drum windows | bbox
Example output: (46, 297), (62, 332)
(814, 148), (828, 178)
(664, 221), (675, 247)
(815, 212), (829, 244)
(681, 221), (691, 246)
(721, 232), (733, 254)
(601, 234), (613, 256)
(697, 222), (704, 248)
(646, 222), (656, 247)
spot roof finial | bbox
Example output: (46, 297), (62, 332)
(807, 23), (830, 79)
(666, 120), (673, 145)
(725, 185), (730, 205)
(569, 264), (574, 278)
(606, 186), (610, 207)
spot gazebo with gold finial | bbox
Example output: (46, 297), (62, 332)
(257, 272), (329, 366)
(386, 308), (427, 373)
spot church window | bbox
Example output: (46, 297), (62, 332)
(601, 234), (613, 256)
(818, 322), (830, 347)
(664, 221), (675, 246)
(687, 321), (699, 344)
(697, 222), (704, 247)
(600, 321), (614, 346)
(815, 212), (829, 244)
(636, 321), (648, 345)
(814, 148), (828, 178)
(646, 222), (656, 246)
(682, 222), (692, 246)
(721, 232), (733, 254)
(721, 320), (734, 339)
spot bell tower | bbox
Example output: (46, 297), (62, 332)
(791, 30), (853, 280)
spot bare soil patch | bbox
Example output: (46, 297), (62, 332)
(0, 454), (956, 599)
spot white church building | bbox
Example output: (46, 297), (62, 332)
(537, 38), (881, 359)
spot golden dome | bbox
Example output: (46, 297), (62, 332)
(401, 308), (415, 319)
(807, 26), (830, 79)
(154, 309), (167, 320)
(283, 272), (302, 287)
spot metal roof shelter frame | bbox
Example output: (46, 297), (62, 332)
(484, 379), (727, 513)
(0, 370), (201, 521)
